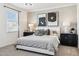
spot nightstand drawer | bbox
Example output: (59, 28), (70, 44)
(23, 32), (34, 36)
(60, 33), (78, 47)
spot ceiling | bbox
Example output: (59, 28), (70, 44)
(11, 3), (76, 12)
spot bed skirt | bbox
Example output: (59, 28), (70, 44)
(16, 45), (55, 55)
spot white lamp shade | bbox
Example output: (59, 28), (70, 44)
(29, 24), (33, 27)
(63, 22), (70, 26)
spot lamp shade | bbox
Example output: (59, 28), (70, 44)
(29, 24), (33, 27)
(63, 22), (70, 26)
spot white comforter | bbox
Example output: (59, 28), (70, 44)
(17, 35), (60, 52)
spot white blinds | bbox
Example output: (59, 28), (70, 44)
(5, 7), (19, 32)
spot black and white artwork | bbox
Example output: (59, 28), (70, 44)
(38, 14), (47, 26)
(48, 12), (59, 26)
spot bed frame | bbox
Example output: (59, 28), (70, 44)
(16, 45), (55, 55)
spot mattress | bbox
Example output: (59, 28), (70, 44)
(16, 35), (60, 52)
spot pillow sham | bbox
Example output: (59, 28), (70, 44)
(34, 29), (48, 36)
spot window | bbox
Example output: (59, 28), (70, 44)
(5, 7), (19, 32)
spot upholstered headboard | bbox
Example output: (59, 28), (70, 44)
(48, 27), (60, 37)
(35, 27), (60, 37)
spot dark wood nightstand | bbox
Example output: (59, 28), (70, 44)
(23, 32), (34, 36)
(60, 33), (78, 47)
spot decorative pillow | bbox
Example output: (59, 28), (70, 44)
(47, 29), (50, 35)
(50, 31), (58, 36)
(34, 29), (48, 36)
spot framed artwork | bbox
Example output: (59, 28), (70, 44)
(48, 12), (59, 26)
(38, 14), (47, 26)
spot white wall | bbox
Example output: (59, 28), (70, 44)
(19, 11), (27, 37)
(77, 4), (79, 48)
(0, 4), (27, 48)
(27, 5), (77, 33)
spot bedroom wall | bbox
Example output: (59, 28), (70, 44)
(77, 4), (79, 48)
(0, 3), (27, 48)
(27, 5), (77, 33)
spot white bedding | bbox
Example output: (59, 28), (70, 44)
(16, 35), (60, 52)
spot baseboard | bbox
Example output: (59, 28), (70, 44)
(0, 41), (16, 48)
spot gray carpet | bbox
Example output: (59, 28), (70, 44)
(0, 45), (78, 56)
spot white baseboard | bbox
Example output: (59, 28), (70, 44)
(0, 41), (16, 48)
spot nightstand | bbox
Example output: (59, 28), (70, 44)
(60, 33), (78, 47)
(23, 32), (34, 36)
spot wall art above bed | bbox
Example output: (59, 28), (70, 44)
(38, 14), (47, 26)
(37, 12), (59, 27)
(48, 12), (59, 26)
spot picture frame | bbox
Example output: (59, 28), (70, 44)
(47, 12), (59, 26)
(38, 13), (47, 26)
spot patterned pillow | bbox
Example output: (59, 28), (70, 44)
(34, 29), (48, 36)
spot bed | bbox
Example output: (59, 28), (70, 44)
(16, 35), (60, 55)
(16, 27), (60, 55)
